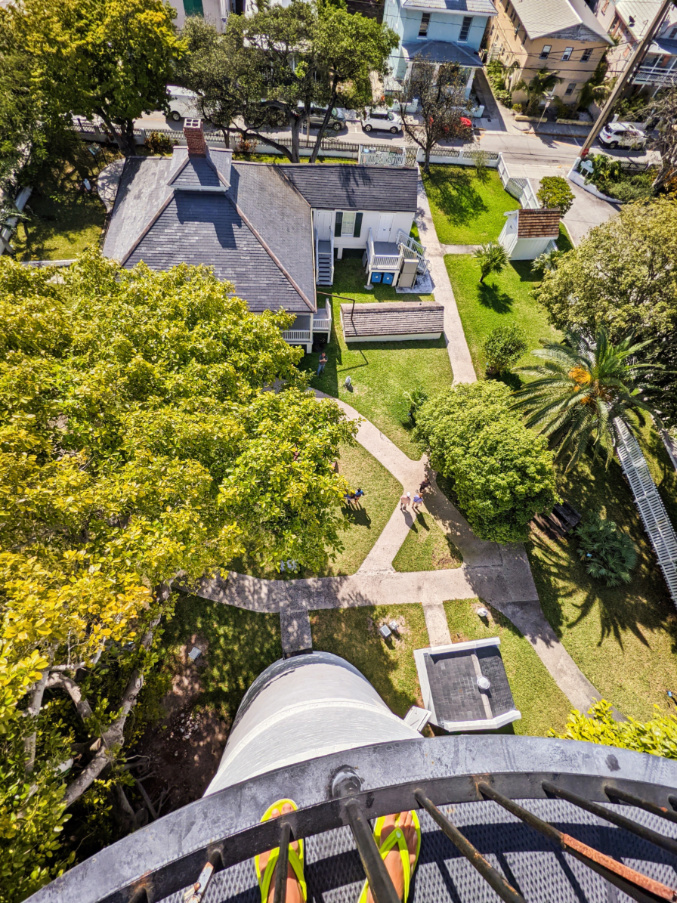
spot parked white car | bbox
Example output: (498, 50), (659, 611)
(361, 108), (402, 134)
(599, 122), (647, 150)
(167, 85), (205, 123)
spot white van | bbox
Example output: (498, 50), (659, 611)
(361, 108), (402, 134)
(167, 85), (205, 123)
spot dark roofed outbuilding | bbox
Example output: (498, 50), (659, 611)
(340, 302), (444, 342)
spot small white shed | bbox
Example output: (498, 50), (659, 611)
(498, 208), (561, 261)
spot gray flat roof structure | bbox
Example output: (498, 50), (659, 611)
(277, 164), (419, 212)
(414, 638), (521, 731)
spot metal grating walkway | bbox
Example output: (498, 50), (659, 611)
(615, 418), (677, 604)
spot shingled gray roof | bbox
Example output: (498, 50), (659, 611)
(341, 302), (444, 338)
(278, 165), (419, 212)
(103, 152), (316, 314)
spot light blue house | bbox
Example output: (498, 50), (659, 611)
(383, 0), (497, 98)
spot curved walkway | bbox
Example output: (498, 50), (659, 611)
(194, 393), (602, 714)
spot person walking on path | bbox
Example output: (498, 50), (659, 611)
(419, 477), (431, 494)
(317, 350), (328, 376)
(412, 493), (423, 512)
(400, 492), (411, 510)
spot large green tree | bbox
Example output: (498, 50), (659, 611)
(415, 381), (558, 542)
(0, 252), (354, 901)
(179, 2), (397, 163)
(535, 199), (677, 427)
(0, 0), (183, 157)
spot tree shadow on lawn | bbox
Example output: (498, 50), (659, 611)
(426, 167), (488, 227)
(478, 280), (514, 313)
(529, 444), (677, 653)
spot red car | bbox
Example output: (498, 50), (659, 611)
(429, 114), (474, 139)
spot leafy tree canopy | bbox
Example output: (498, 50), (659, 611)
(178, 2), (397, 162)
(0, 0), (183, 157)
(550, 700), (677, 760)
(0, 252), (354, 901)
(535, 199), (677, 426)
(415, 381), (558, 542)
(537, 176), (574, 215)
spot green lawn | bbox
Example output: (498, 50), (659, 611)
(305, 260), (453, 459)
(156, 595), (282, 723)
(393, 510), (462, 572)
(530, 439), (677, 722)
(325, 441), (401, 575)
(446, 250), (677, 720)
(445, 254), (560, 378)
(11, 147), (120, 261)
(310, 604), (430, 717)
(422, 166), (518, 245)
(233, 153), (356, 164)
(443, 600), (572, 736)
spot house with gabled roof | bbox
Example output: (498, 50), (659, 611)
(486, 0), (612, 109)
(103, 121), (421, 352)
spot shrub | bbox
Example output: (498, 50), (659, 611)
(512, 102), (523, 114)
(470, 148), (490, 182)
(145, 131), (173, 155)
(550, 700), (677, 760)
(403, 387), (428, 424)
(483, 324), (528, 375)
(575, 514), (638, 586)
(531, 248), (563, 275)
(415, 381), (558, 542)
(537, 176), (575, 215)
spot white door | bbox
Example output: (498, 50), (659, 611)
(377, 213), (394, 241)
(314, 209), (334, 240)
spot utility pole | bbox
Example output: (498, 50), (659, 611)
(580, 0), (675, 155)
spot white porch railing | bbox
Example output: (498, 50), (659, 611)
(366, 228), (400, 269)
(313, 305), (332, 331)
(281, 329), (312, 343)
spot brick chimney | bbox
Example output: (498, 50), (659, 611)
(183, 118), (207, 156)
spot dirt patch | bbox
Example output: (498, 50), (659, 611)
(131, 635), (229, 816)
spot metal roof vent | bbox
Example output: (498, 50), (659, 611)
(478, 676), (491, 692)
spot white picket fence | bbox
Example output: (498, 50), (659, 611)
(614, 418), (677, 605)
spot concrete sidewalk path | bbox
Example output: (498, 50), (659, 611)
(416, 175), (476, 384)
(441, 244), (482, 255)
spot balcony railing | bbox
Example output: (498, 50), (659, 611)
(27, 734), (677, 903)
(632, 64), (677, 86)
(281, 329), (312, 344)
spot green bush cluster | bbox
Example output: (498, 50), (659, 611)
(586, 153), (655, 203)
(415, 381), (558, 543)
(487, 59), (513, 108)
(537, 176), (575, 215)
(575, 514), (638, 586)
(483, 324), (528, 375)
(550, 700), (677, 760)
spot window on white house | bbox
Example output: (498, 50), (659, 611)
(459, 16), (473, 41)
(581, 48), (593, 61)
(337, 211), (356, 236)
(565, 82), (577, 95)
(419, 13), (430, 36)
(670, 26), (677, 38)
(561, 46), (573, 60)
(540, 44), (552, 58)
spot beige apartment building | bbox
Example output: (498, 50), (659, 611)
(486, 0), (613, 107)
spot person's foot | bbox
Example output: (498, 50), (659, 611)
(258, 803), (303, 903)
(367, 811), (418, 903)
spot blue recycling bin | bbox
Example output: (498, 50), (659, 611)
(382, 272), (394, 285)
(371, 272), (382, 284)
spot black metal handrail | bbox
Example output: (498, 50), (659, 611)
(27, 735), (677, 903)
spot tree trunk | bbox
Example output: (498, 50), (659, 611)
(96, 109), (137, 157)
(289, 116), (301, 164)
(236, 128), (295, 161)
(310, 83), (340, 164)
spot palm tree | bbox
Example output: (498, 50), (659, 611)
(514, 68), (563, 115)
(474, 241), (508, 284)
(511, 328), (660, 468)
